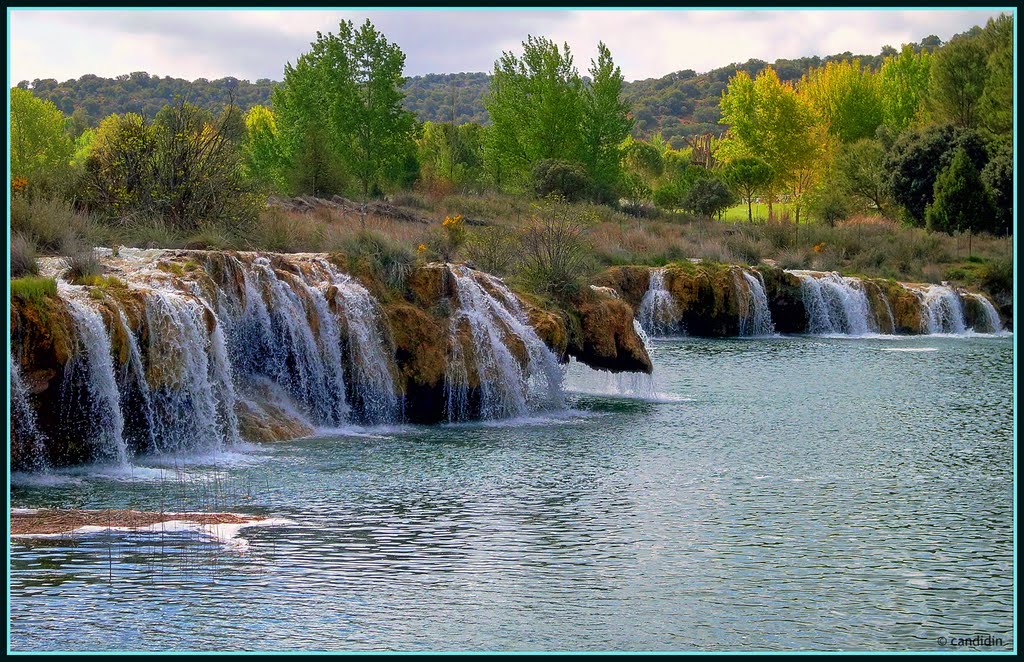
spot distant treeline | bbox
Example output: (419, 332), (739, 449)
(15, 33), (949, 144)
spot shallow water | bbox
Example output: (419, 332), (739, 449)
(9, 335), (1014, 652)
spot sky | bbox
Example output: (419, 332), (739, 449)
(8, 8), (1011, 84)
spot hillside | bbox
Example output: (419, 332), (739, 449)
(15, 35), (945, 144)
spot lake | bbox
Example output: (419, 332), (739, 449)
(9, 334), (1014, 652)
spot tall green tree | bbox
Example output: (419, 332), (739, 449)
(927, 35), (988, 128)
(581, 42), (633, 203)
(834, 138), (893, 216)
(347, 20), (416, 196)
(241, 105), (286, 192)
(878, 44), (932, 132)
(980, 142), (1012, 235)
(485, 35), (584, 189)
(718, 67), (819, 216)
(800, 59), (883, 143)
(925, 147), (993, 240)
(271, 19), (415, 197)
(10, 88), (74, 190)
(978, 14), (1013, 139)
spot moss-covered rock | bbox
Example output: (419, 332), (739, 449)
(569, 288), (652, 374)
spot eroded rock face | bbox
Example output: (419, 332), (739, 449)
(592, 263), (1007, 338)
(10, 252), (652, 466)
(570, 289), (653, 374)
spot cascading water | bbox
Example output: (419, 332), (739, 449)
(320, 265), (402, 424)
(59, 285), (129, 465)
(142, 291), (237, 454)
(445, 266), (564, 421)
(638, 268), (680, 336)
(918, 285), (967, 335)
(248, 258), (349, 426)
(11, 354), (48, 471)
(791, 271), (874, 335)
(964, 293), (1004, 333)
(735, 270), (775, 337)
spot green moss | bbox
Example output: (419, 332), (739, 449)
(158, 261), (186, 277)
(11, 276), (57, 303)
(77, 274), (128, 289)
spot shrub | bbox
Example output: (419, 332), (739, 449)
(60, 237), (103, 283)
(681, 178), (736, 219)
(246, 208), (325, 252)
(808, 187), (851, 226)
(465, 226), (520, 276)
(340, 230), (416, 291)
(981, 257), (1012, 300)
(11, 196), (97, 252)
(11, 233), (39, 278)
(532, 160), (592, 202)
(517, 199), (596, 297)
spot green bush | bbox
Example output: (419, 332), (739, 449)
(532, 159), (592, 202)
(681, 178), (736, 219)
(340, 230), (416, 291)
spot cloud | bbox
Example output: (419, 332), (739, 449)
(8, 9), (1006, 84)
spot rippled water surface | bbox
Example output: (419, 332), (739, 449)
(9, 335), (1014, 651)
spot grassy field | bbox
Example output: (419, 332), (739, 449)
(720, 202), (799, 223)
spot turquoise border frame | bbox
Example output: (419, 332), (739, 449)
(4, 5), (1018, 655)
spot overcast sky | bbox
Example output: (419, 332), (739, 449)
(8, 8), (1010, 84)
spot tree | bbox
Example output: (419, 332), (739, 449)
(271, 19), (415, 197)
(347, 20), (416, 196)
(682, 177), (737, 219)
(417, 121), (486, 193)
(581, 42), (633, 203)
(927, 35), (987, 128)
(978, 14), (1013, 139)
(485, 36), (585, 189)
(10, 88), (74, 192)
(980, 142), (1012, 236)
(532, 159), (592, 201)
(241, 105), (286, 192)
(926, 147), (993, 246)
(878, 44), (931, 132)
(722, 157), (772, 222)
(82, 103), (256, 230)
(800, 59), (883, 143)
(885, 124), (988, 225)
(834, 138), (893, 216)
(718, 67), (819, 217)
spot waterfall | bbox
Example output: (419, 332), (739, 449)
(638, 268), (680, 336)
(918, 285), (967, 334)
(59, 285), (129, 465)
(791, 271), (874, 335)
(248, 258), (349, 426)
(736, 270), (775, 337)
(11, 355), (48, 471)
(866, 281), (896, 335)
(321, 267), (402, 424)
(114, 309), (157, 453)
(445, 266), (564, 421)
(965, 293), (1004, 333)
(142, 291), (236, 454)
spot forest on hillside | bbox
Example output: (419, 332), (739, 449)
(15, 34), (949, 145)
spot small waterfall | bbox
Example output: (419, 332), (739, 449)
(918, 285), (967, 334)
(791, 271), (874, 335)
(60, 286), (129, 465)
(142, 291), (236, 454)
(114, 309), (157, 453)
(736, 270), (775, 337)
(11, 355), (48, 471)
(445, 266), (564, 421)
(866, 281), (896, 335)
(638, 268), (680, 336)
(965, 293), (1003, 333)
(249, 258), (349, 426)
(321, 267), (402, 424)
